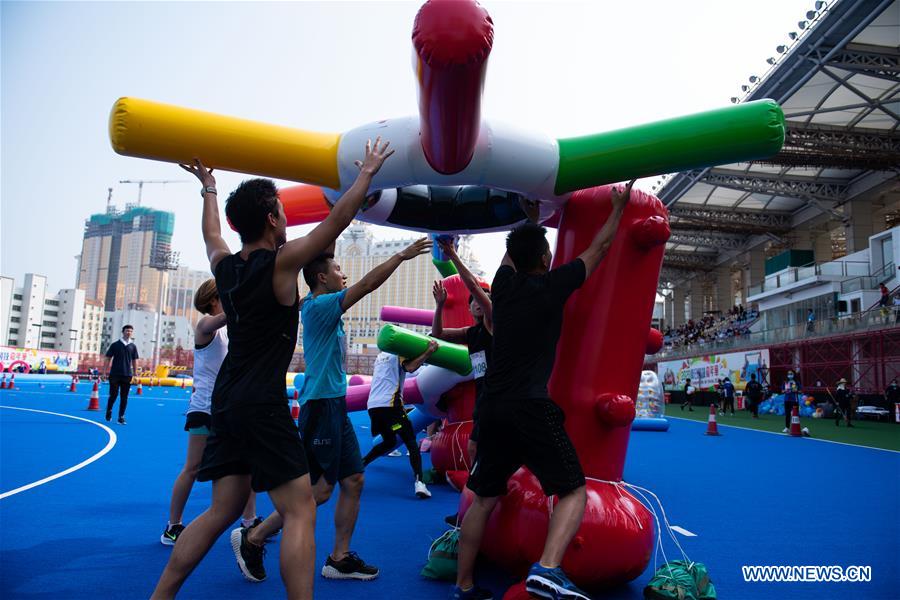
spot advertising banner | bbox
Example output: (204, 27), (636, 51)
(658, 349), (770, 392)
(0, 346), (79, 373)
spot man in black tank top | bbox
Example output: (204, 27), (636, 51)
(430, 239), (493, 465)
(151, 139), (395, 600)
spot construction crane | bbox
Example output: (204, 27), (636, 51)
(119, 179), (190, 206)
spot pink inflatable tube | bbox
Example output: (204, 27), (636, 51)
(380, 306), (435, 327)
(344, 378), (425, 413)
(348, 374), (372, 386)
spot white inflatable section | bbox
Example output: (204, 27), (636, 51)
(636, 370), (666, 418)
(334, 116), (564, 204)
(414, 363), (475, 419)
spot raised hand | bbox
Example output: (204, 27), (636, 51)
(426, 340), (439, 355)
(397, 237), (432, 261)
(432, 280), (447, 305)
(353, 137), (395, 176)
(179, 158), (216, 188)
(611, 179), (636, 212)
(437, 237), (457, 257)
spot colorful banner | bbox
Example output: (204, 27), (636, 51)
(0, 346), (79, 373)
(658, 349), (770, 392)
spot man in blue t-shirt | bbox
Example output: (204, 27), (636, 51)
(246, 236), (430, 580)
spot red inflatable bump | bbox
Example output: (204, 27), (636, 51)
(646, 327), (664, 355)
(630, 214), (671, 249)
(594, 393), (636, 428)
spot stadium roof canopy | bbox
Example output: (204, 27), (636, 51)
(658, 0), (899, 286)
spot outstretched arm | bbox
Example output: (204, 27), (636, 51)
(577, 180), (635, 276)
(430, 280), (467, 344)
(402, 340), (439, 373)
(439, 240), (492, 333)
(276, 138), (393, 276)
(180, 160), (231, 272)
(342, 238), (432, 312)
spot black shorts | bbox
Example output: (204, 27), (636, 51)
(368, 406), (414, 441)
(466, 397), (584, 498)
(197, 403), (309, 493)
(299, 397), (364, 485)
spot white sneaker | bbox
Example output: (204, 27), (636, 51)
(387, 449), (402, 457)
(782, 427), (789, 433)
(415, 480), (431, 499)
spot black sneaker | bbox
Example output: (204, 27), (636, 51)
(230, 527), (266, 582)
(247, 517), (280, 544)
(117, 417), (126, 425)
(321, 551), (379, 580)
(450, 585), (493, 599)
(160, 523), (185, 546)
(444, 513), (460, 527)
(105, 410), (112, 422)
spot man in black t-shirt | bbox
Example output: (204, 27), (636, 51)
(453, 181), (632, 600)
(104, 325), (139, 425)
(151, 139), (394, 600)
(745, 373), (763, 418)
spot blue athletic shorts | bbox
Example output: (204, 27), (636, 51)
(298, 396), (363, 485)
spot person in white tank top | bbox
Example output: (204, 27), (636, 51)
(161, 279), (260, 546)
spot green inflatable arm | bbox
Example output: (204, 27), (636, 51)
(555, 99), (785, 195)
(377, 324), (472, 375)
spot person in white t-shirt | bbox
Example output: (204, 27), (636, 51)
(361, 342), (438, 499)
(160, 279), (259, 545)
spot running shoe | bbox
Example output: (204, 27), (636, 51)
(160, 523), (185, 546)
(105, 410), (112, 422)
(449, 585), (493, 599)
(321, 551), (379, 580)
(230, 527), (266, 582)
(117, 417), (127, 425)
(247, 517), (281, 543)
(415, 480), (432, 499)
(525, 563), (590, 600)
(388, 449), (403, 457)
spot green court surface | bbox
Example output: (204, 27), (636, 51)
(668, 407), (900, 452)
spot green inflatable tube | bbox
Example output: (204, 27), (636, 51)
(432, 258), (458, 278)
(555, 99), (785, 195)
(377, 324), (472, 375)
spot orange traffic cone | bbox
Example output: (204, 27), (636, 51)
(705, 404), (720, 436)
(1, 374), (6, 389)
(136, 381), (143, 395)
(70, 376), (77, 392)
(9, 373), (15, 390)
(789, 405), (802, 437)
(291, 391), (300, 420)
(86, 380), (100, 411)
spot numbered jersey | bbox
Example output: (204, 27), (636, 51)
(466, 322), (493, 398)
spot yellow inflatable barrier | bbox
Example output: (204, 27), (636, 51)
(109, 97), (342, 189)
(135, 376), (193, 387)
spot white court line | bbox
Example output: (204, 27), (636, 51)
(666, 415), (900, 454)
(0, 405), (118, 500)
(670, 525), (697, 537)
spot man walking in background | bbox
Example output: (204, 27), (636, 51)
(104, 324), (139, 425)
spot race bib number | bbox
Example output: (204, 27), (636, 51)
(470, 351), (487, 379)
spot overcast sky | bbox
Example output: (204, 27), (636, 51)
(1, 0), (816, 291)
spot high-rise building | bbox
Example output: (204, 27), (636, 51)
(75, 204), (175, 312)
(0, 273), (100, 353)
(167, 266), (212, 326)
(305, 223), (486, 352)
